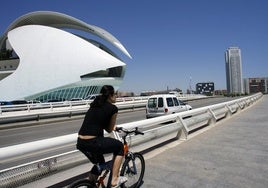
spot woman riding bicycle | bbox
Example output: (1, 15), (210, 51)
(77, 85), (127, 187)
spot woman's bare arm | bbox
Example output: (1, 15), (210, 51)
(106, 113), (118, 133)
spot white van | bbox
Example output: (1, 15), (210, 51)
(146, 94), (192, 118)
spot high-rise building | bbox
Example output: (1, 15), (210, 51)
(225, 47), (244, 94)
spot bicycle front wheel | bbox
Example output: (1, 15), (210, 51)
(68, 179), (96, 188)
(120, 152), (145, 188)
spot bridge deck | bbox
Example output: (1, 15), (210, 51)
(143, 95), (268, 188)
(18, 95), (267, 188)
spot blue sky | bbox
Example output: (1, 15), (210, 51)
(1, 0), (267, 94)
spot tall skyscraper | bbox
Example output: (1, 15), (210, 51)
(225, 47), (244, 94)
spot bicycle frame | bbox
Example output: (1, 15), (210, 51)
(92, 130), (131, 188)
(96, 129), (140, 187)
(95, 160), (113, 187)
(113, 130), (128, 154)
(70, 127), (145, 188)
(114, 128), (142, 177)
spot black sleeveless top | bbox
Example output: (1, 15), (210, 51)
(78, 102), (118, 137)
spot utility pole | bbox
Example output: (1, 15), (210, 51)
(189, 76), (192, 94)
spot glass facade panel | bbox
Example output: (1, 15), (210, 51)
(33, 85), (104, 102)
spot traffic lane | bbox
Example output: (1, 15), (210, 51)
(0, 96), (236, 147)
(0, 110), (146, 147)
(0, 97), (239, 170)
(0, 109), (146, 170)
(0, 108), (146, 169)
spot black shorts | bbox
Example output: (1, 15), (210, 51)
(77, 137), (124, 164)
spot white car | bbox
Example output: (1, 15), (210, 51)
(146, 94), (192, 118)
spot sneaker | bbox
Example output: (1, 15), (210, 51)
(111, 176), (128, 187)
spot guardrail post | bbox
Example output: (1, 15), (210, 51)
(245, 99), (251, 106)
(239, 100), (246, 109)
(235, 102), (242, 112)
(175, 116), (188, 140)
(225, 104), (232, 117)
(207, 108), (217, 125)
(27, 104), (30, 112)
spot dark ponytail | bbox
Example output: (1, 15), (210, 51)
(90, 85), (115, 107)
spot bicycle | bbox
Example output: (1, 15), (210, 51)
(69, 127), (145, 188)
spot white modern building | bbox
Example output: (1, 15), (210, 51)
(0, 11), (131, 102)
(225, 47), (244, 94)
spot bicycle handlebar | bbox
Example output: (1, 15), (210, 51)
(115, 127), (144, 136)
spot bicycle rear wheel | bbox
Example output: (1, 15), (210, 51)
(68, 179), (96, 188)
(120, 153), (145, 188)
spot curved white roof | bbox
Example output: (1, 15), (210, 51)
(2, 11), (132, 58)
(0, 25), (127, 100)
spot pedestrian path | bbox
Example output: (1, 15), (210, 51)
(143, 95), (268, 188)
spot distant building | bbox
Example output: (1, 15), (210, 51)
(244, 77), (268, 94)
(214, 90), (227, 95)
(196, 82), (214, 95)
(225, 47), (244, 94)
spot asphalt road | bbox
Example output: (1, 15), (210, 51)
(0, 96), (235, 147)
(0, 96), (239, 170)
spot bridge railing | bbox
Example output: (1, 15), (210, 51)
(0, 93), (263, 188)
(0, 97), (147, 124)
(0, 94), (207, 125)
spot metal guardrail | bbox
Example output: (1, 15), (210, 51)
(0, 97), (148, 124)
(0, 93), (263, 187)
(0, 95), (207, 125)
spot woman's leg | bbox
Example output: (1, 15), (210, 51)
(111, 155), (124, 186)
(88, 137), (124, 186)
